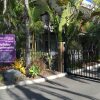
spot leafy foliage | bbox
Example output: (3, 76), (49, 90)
(93, 0), (100, 3)
(57, 0), (68, 6)
(0, 74), (4, 82)
(29, 65), (40, 77)
(53, 1), (80, 42)
(30, 58), (46, 72)
(12, 59), (26, 75)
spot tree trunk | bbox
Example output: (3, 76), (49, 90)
(3, 0), (7, 14)
(58, 42), (65, 72)
(25, 23), (31, 67)
(24, 0), (31, 67)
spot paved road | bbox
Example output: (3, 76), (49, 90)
(0, 76), (100, 100)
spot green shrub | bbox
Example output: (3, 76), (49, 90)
(29, 65), (40, 77)
(0, 74), (4, 82)
(12, 59), (26, 75)
(30, 59), (46, 72)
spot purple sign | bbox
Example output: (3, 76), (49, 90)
(0, 34), (16, 63)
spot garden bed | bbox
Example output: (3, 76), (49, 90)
(0, 57), (59, 86)
(0, 69), (60, 86)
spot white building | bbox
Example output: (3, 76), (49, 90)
(81, 0), (94, 9)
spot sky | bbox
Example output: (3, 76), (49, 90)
(86, 0), (92, 2)
(83, 0), (93, 4)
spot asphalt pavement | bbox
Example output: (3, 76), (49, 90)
(0, 76), (100, 100)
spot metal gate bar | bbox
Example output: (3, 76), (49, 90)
(65, 49), (100, 80)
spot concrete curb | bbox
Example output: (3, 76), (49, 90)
(0, 73), (67, 90)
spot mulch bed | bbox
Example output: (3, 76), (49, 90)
(35, 69), (60, 78)
(0, 66), (13, 72)
(25, 69), (60, 80)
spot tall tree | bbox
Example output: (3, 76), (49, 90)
(24, 0), (31, 67)
(47, 0), (83, 72)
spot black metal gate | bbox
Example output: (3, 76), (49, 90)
(65, 49), (100, 80)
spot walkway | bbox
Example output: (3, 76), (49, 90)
(0, 76), (100, 100)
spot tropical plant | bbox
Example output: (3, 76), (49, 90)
(30, 58), (46, 72)
(12, 59), (26, 75)
(46, 0), (83, 71)
(51, 0), (99, 49)
(0, 74), (4, 83)
(29, 65), (40, 77)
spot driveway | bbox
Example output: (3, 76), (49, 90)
(0, 76), (100, 100)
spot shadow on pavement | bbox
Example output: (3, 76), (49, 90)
(28, 82), (99, 100)
(66, 74), (100, 83)
(28, 84), (72, 100)
(65, 75), (90, 84)
(39, 75), (68, 88)
(3, 78), (100, 100)
(7, 85), (50, 100)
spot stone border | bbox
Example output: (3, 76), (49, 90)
(0, 73), (67, 90)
